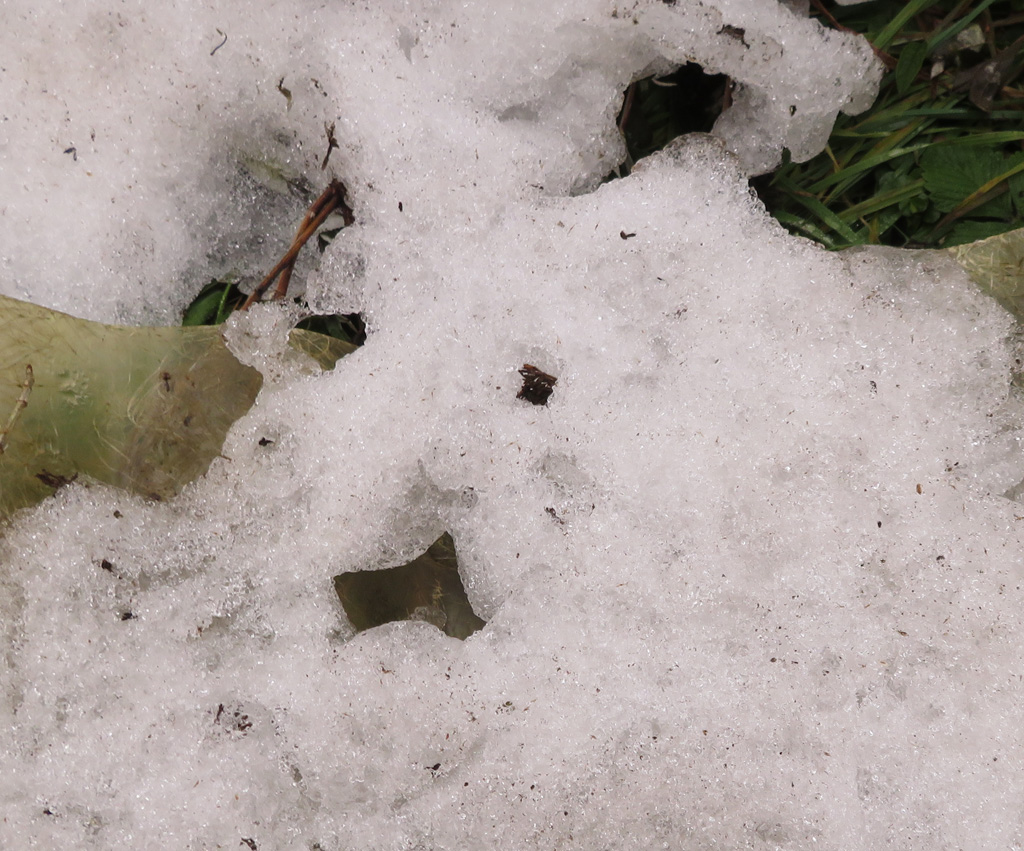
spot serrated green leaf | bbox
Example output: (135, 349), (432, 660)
(920, 146), (1007, 213)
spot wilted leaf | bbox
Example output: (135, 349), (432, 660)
(0, 295), (263, 518)
(949, 226), (1024, 317)
(920, 146), (1012, 217)
(287, 327), (358, 370)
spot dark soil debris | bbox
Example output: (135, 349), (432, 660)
(517, 364), (557, 406)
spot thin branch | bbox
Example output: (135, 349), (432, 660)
(241, 180), (354, 310)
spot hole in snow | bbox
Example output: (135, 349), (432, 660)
(293, 311), (367, 348)
(610, 62), (730, 178)
(334, 533), (486, 640)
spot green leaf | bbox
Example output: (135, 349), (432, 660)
(182, 279), (245, 326)
(0, 295), (263, 518)
(920, 146), (1008, 213)
(873, 0), (935, 52)
(945, 219), (1017, 246)
(0, 296), (368, 520)
(895, 41), (928, 94)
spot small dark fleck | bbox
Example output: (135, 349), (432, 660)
(717, 25), (748, 47)
(113, 510), (123, 519)
(276, 77), (292, 108)
(100, 559), (115, 572)
(213, 703), (253, 733)
(545, 506), (565, 525)
(42, 807), (54, 816)
(398, 201), (404, 212)
(620, 230), (636, 240)
(517, 364), (557, 406)
(877, 521), (882, 528)
(63, 146), (77, 161)
(258, 437), (274, 447)
(120, 611), (136, 621)
(36, 470), (78, 490)
(869, 380), (877, 393)
(182, 414), (193, 427)
(210, 29), (228, 55)
(240, 839), (258, 851)
(161, 371), (173, 392)
(427, 763), (441, 771)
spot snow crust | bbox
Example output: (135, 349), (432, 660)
(3, 1), (1024, 849)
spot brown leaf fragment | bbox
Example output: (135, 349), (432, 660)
(35, 470), (78, 490)
(517, 364), (557, 406)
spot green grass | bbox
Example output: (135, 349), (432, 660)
(754, 0), (1024, 250)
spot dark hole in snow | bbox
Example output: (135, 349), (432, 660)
(293, 311), (367, 348)
(334, 532), (485, 640)
(610, 62), (729, 179)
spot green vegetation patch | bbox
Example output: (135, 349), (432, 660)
(754, 0), (1024, 250)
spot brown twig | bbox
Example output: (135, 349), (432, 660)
(321, 121), (339, 171)
(241, 179), (354, 310)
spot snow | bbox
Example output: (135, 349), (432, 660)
(2, 1), (1024, 849)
